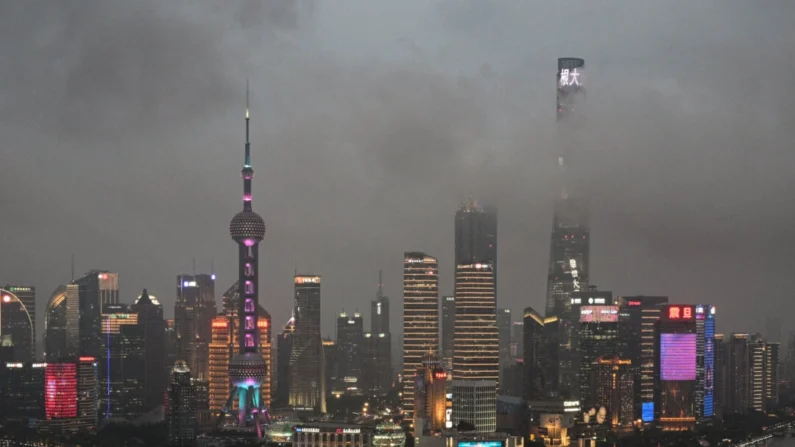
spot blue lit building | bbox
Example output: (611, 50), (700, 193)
(695, 305), (716, 419)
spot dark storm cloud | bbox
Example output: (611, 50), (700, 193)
(2, 0), (794, 349)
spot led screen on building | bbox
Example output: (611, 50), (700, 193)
(458, 442), (504, 447)
(579, 305), (619, 323)
(703, 312), (715, 417)
(661, 333), (697, 381)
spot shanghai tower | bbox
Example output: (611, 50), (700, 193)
(217, 83), (270, 437)
(545, 57), (589, 398)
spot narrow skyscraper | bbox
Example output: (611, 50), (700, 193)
(402, 252), (439, 418)
(134, 289), (166, 413)
(289, 275), (325, 412)
(217, 85), (270, 436)
(168, 361), (198, 447)
(455, 199), (497, 293)
(453, 262), (499, 383)
(440, 296), (456, 373)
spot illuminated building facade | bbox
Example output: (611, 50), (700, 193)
(402, 252), (439, 418)
(694, 305), (716, 419)
(441, 295), (456, 373)
(100, 305), (144, 421)
(655, 305), (698, 430)
(0, 287), (34, 362)
(455, 199), (498, 294)
(133, 289), (166, 412)
(42, 358), (98, 432)
(373, 422), (406, 447)
(65, 284), (80, 358)
(176, 273), (217, 381)
(616, 295), (668, 421)
(45, 286), (69, 361)
(765, 341), (780, 409)
(337, 310), (363, 394)
(209, 316), (231, 416)
(217, 89), (270, 436)
(74, 271), (119, 360)
(46, 362), (78, 420)
(591, 357), (634, 430)
(290, 275), (325, 412)
(169, 361), (198, 446)
(293, 423), (374, 447)
(750, 335), (765, 412)
(413, 355), (447, 435)
(523, 307), (545, 400)
(0, 361), (46, 423)
(453, 262), (498, 383)
(577, 304), (619, 405)
(451, 380), (497, 433)
(76, 357), (98, 430)
(323, 337), (339, 396)
(371, 270), (390, 335)
(275, 317), (295, 406)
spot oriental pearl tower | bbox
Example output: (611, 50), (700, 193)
(217, 83), (270, 437)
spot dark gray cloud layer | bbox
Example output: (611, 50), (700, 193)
(2, 1), (795, 349)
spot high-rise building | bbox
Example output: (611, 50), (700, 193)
(0, 361), (46, 423)
(175, 273), (217, 381)
(73, 271), (119, 360)
(165, 319), (177, 385)
(714, 334), (726, 418)
(546, 57), (589, 321)
(208, 316), (231, 417)
(616, 296), (668, 421)
(100, 304), (144, 422)
(217, 89), (270, 435)
(76, 356), (99, 431)
(371, 270), (390, 335)
(695, 305), (716, 419)
(765, 341), (780, 409)
(750, 334), (766, 412)
(0, 287), (35, 362)
(3, 286), (35, 360)
(560, 288), (611, 399)
(45, 286), (69, 362)
(655, 305), (698, 430)
(497, 308), (512, 387)
(510, 321), (523, 360)
(323, 337), (338, 396)
(577, 304), (619, 405)
(168, 361), (198, 447)
(453, 262), (498, 384)
(133, 289), (166, 413)
(46, 362), (78, 420)
(402, 252), (439, 418)
(454, 199), (497, 292)
(44, 358), (97, 433)
(413, 354), (447, 435)
(275, 317), (294, 406)
(523, 307), (545, 400)
(337, 310), (363, 394)
(591, 356), (634, 430)
(290, 275), (325, 412)
(363, 331), (393, 395)
(725, 333), (750, 413)
(451, 380), (497, 433)
(440, 296), (456, 373)
(65, 284), (81, 358)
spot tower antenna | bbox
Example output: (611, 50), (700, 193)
(192, 258), (196, 275)
(377, 269), (384, 298)
(71, 254), (75, 282)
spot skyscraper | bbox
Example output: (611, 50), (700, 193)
(616, 295), (668, 421)
(337, 310), (363, 394)
(453, 262), (499, 383)
(3, 286), (35, 360)
(133, 289), (166, 413)
(208, 316), (231, 419)
(168, 361), (198, 447)
(0, 287), (34, 362)
(725, 333), (750, 413)
(371, 270), (390, 335)
(74, 271), (119, 360)
(454, 199), (497, 292)
(275, 316), (294, 406)
(413, 354), (447, 435)
(0, 361), (46, 424)
(765, 341), (780, 410)
(175, 273), (217, 381)
(497, 308), (512, 386)
(65, 284), (80, 358)
(591, 357), (635, 430)
(440, 296), (456, 373)
(695, 305), (716, 419)
(43, 357), (97, 433)
(363, 331), (392, 395)
(45, 286), (69, 361)
(655, 305), (698, 430)
(523, 307), (545, 400)
(100, 304), (144, 421)
(218, 89), (270, 435)
(289, 275), (324, 412)
(546, 57), (589, 320)
(577, 304), (619, 405)
(402, 252), (439, 418)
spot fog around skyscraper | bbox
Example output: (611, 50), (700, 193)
(2, 0), (795, 339)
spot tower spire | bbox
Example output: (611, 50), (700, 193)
(377, 270), (384, 299)
(242, 80), (253, 211)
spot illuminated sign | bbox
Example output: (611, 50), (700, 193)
(642, 402), (654, 422)
(5, 363), (23, 368)
(696, 306), (704, 314)
(564, 400), (580, 407)
(446, 409), (453, 428)
(587, 297), (606, 304)
(182, 280), (197, 287)
(296, 427), (320, 433)
(627, 300), (641, 306)
(458, 442), (503, 447)
(666, 305), (695, 321)
(343, 429), (360, 434)
(559, 68), (582, 87)
(294, 276), (321, 284)
(434, 371), (447, 380)
(378, 333), (385, 338)
(79, 357), (95, 362)
(579, 305), (619, 323)
(570, 298), (581, 304)
(8, 287), (31, 292)
(110, 314), (131, 319)
(32, 363), (47, 368)
(710, 306), (716, 315)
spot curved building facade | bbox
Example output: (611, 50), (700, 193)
(0, 288), (34, 362)
(45, 286), (69, 361)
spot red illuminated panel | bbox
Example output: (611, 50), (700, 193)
(257, 320), (269, 328)
(45, 363), (78, 419)
(666, 305), (695, 321)
(627, 301), (641, 306)
(212, 320), (228, 328)
(78, 357), (95, 362)
(434, 371), (447, 380)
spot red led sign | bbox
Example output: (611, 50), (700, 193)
(666, 305), (695, 321)
(627, 301), (641, 306)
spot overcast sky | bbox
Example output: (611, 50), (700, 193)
(2, 1), (795, 347)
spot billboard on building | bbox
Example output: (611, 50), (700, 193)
(661, 333), (697, 381)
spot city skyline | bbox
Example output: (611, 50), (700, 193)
(3, 0), (795, 345)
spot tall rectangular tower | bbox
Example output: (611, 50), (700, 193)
(440, 296), (456, 373)
(289, 275), (324, 412)
(455, 200), (497, 293)
(655, 305), (698, 431)
(175, 274), (217, 380)
(453, 262), (498, 383)
(402, 252), (439, 418)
